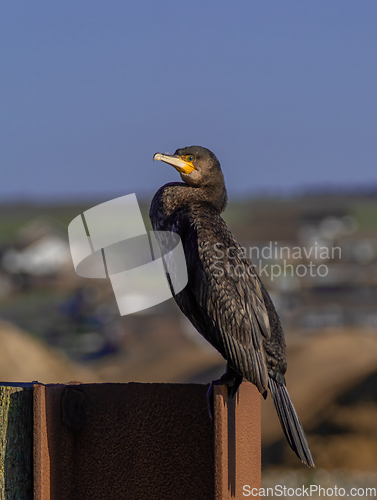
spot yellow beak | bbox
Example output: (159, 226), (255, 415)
(153, 153), (195, 175)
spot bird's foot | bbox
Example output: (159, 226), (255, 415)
(206, 366), (243, 421)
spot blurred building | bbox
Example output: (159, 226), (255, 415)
(1, 216), (75, 290)
(228, 193), (377, 334)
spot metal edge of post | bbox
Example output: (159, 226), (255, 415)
(214, 382), (261, 500)
(33, 383), (50, 500)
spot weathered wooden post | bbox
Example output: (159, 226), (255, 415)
(0, 383), (33, 500)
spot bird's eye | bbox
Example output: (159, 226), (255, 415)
(188, 156), (194, 162)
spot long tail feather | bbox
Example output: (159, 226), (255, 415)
(268, 378), (315, 467)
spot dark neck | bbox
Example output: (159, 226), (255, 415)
(163, 182), (227, 214)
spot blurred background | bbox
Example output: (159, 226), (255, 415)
(1, 0), (377, 493)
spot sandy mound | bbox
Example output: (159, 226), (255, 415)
(263, 329), (377, 443)
(0, 321), (100, 384)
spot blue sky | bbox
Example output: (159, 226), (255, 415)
(1, 1), (377, 201)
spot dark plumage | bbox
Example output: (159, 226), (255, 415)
(150, 145), (314, 467)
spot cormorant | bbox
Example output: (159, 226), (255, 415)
(150, 145), (314, 467)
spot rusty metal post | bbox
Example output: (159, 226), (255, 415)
(214, 382), (261, 500)
(1, 382), (260, 499)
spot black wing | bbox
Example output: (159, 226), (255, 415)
(175, 218), (271, 394)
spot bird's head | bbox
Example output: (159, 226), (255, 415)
(153, 145), (223, 189)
